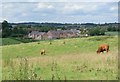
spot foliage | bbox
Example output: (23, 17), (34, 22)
(107, 26), (119, 31)
(11, 27), (28, 37)
(2, 20), (12, 38)
(88, 27), (105, 36)
(2, 20), (28, 38)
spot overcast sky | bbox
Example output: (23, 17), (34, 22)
(1, 1), (119, 23)
(2, 0), (120, 2)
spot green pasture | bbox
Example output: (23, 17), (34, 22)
(2, 36), (118, 80)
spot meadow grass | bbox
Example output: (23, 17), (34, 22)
(2, 36), (118, 80)
(2, 38), (22, 46)
(2, 37), (36, 46)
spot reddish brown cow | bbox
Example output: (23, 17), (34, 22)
(96, 44), (109, 54)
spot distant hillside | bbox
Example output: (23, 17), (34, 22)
(10, 22), (119, 28)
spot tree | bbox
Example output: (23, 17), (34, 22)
(99, 28), (105, 35)
(88, 27), (105, 36)
(12, 27), (28, 37)
(88, 28), (100, 36)
(2, 20), (12, 38)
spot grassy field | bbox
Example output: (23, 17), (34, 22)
(2, 36), (118, 80)
(2, 38), (36, 46)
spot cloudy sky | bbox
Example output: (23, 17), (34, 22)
(1, 1), (119, 23)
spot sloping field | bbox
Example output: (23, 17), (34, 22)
(2, 36), (118, 80)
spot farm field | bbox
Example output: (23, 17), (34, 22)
(2, 36), (118, 80)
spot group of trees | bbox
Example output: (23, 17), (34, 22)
(1, 20), (68, 38)
(80, 27), (106, 36)
(2, 20), (119, 38)
(107, 26), (119, 31)
(88, 28), (106, 36)
(2, 20), (28, 38)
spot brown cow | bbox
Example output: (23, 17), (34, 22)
(96, 44), (109, 54)
(40, 49), (46, 55)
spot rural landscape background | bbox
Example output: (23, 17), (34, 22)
(1, 2), (119, 80)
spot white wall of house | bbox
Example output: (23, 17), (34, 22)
(28, 34), (33, 38)
(48, 36), (52, 39)
(34, 35), (42, 40)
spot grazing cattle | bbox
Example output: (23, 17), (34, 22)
(38, 42), (40, 44)
(63, 41), (65, 44)
(40, 49), (46, 55)
(97, 44), (109, 54)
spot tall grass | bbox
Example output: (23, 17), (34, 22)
(2, 58), (39, 80)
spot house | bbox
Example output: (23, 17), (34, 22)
(28, 29), (81, 40)
(47, 30), (60, 39)
(28, 31), (48, 40)
(57, 30), (67, 38)
(47, 29), (80, 39)
(63, 30), (75, 38)
(41, 33), (48, 40)
(63, 29), (80, 38)
(47, 30), (68, 39)
(70, 29), (81, 37)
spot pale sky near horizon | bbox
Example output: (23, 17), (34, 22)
(1, 0), (119, 23)
(1, 0), (119, 2)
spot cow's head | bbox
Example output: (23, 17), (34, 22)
(96, 50), (100, 54)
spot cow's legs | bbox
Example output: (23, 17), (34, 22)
(41, 52), (43, 55)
